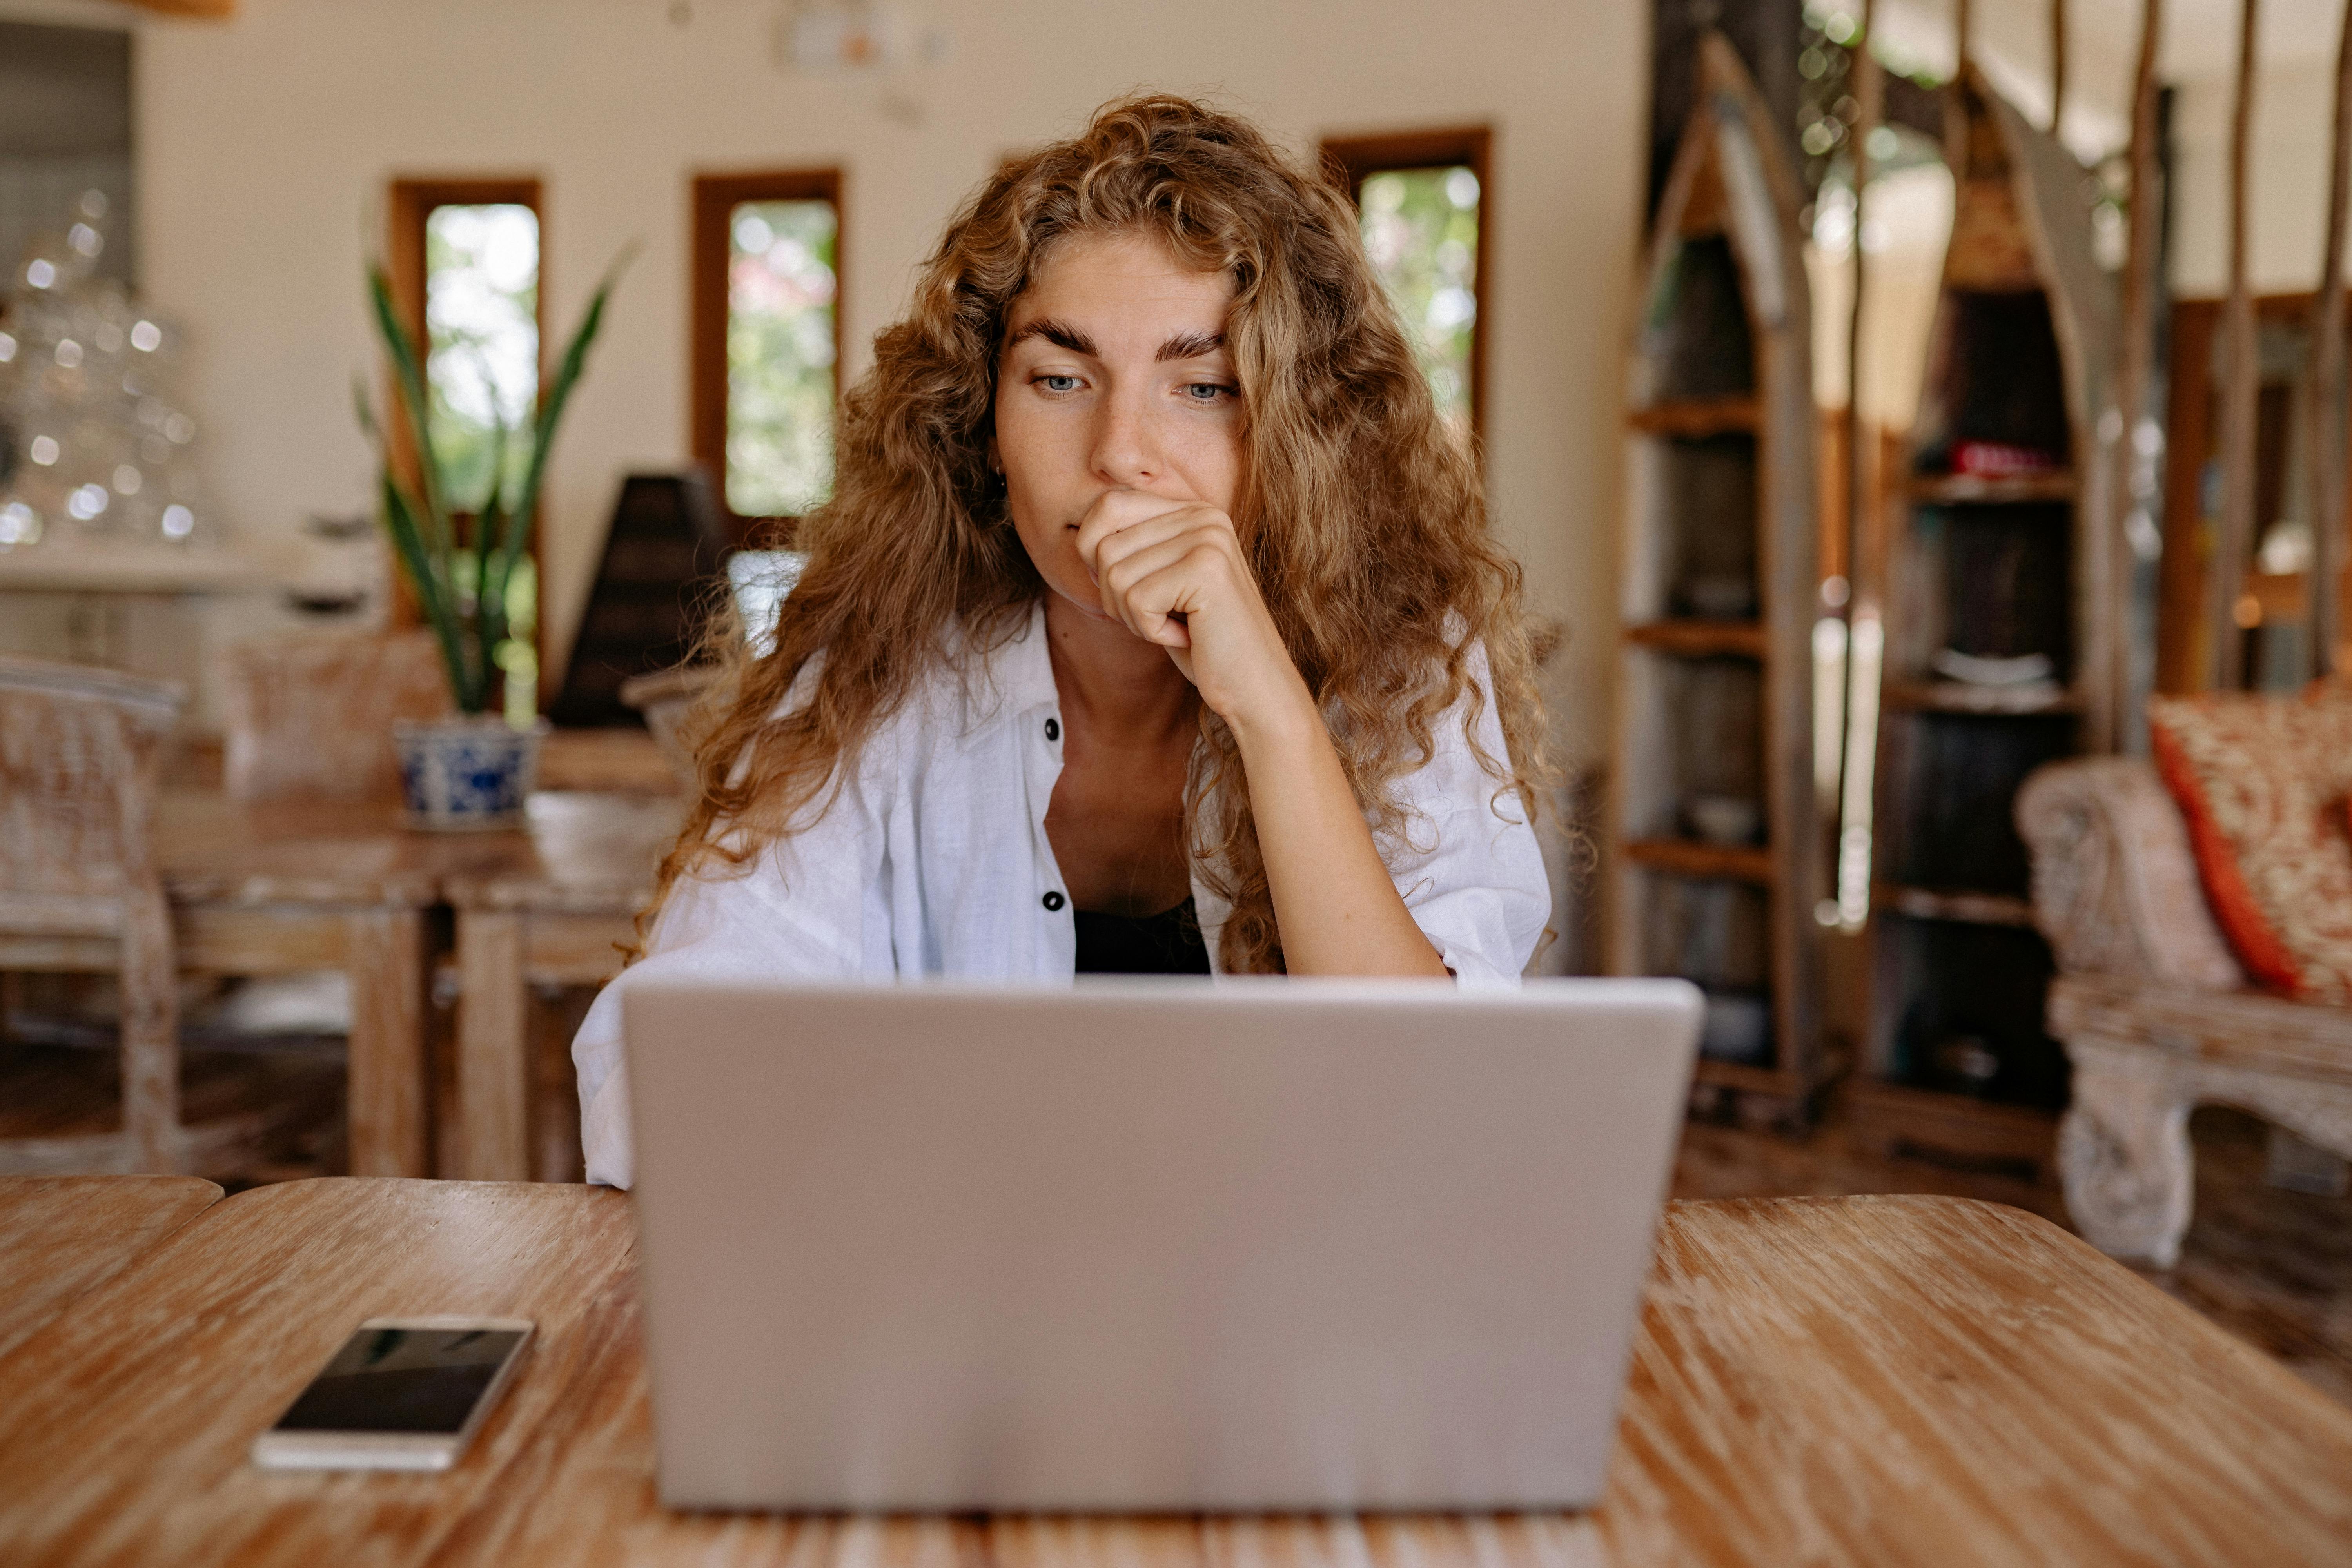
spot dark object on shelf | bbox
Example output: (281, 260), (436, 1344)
(1683, 792), (1765, 847)
(1663, 434), (1760, 618)
(1950, 439), (2065, 478)
(1647, 237), (1755, 402)
(1698, 987), (1773, 1064)
(1670, 657), (1765, 828)
(1641, 876), (1771, 995)
(1914, 290), (2074, 473)
(548, 472), (731, 728)
(1880, 711), (2075, 896)
(1936, 501), (2075, 673)
(1878, 913), (2069, 1111)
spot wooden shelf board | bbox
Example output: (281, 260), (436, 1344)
(1907, 471), (2078, 505)
(1882, 681), (2082, 717)
(1627, 397), (1760, 437)
(1875, 884), (2038, 928)
(1622, 838), (1773, 884)
(1623, 619), (1767, 659)
(1845, 1077), (2060, 1178)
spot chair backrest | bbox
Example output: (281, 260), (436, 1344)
(219, 630), (452, 802)
(0, 657), (183, 913)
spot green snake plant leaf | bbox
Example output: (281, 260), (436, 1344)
(474, 400), (513, 657)
(379, 467), (483, 710)
(366, 264), (451, 544)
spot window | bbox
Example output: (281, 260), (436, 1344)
(387, 177), (543, 711)
(1320, 129), (1491, 444)
(691, 170), (842, 542)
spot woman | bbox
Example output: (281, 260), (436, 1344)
(574, 94), (1551, 1187)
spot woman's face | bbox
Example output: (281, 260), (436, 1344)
(994, 229), (1244, 623)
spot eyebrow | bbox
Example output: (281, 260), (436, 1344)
(1156, 329), (1224, 363)
(1001, 320), (1227, 364)
(1004, 317), (1096, 356)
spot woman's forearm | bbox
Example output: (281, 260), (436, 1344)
(1229, 692), (1449, 977)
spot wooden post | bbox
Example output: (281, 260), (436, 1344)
(2111, 0), (2165, 745)
(344, 907), (430, 1177)
(2051, 0), (2068, 137)
(457, 909), (532, 1181)
(2308, 0), (2352, 680)
(2210, 0), (2262, 691)
(117, 884), (180, 1173)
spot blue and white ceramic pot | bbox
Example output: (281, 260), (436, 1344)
(392, 715), (547, 831)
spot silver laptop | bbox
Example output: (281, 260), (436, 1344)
(623, 977), (1700, 1512)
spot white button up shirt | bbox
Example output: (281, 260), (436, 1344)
(573, 600), (1550, 1187)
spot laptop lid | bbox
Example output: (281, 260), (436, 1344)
(624, 976), (1700, 1512)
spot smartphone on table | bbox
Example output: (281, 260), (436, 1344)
(250, 1317), (534, 1471)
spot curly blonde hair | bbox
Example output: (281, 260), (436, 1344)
(650, 92), (1548, 973)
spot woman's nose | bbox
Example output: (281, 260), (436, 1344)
(1089, 390), (1160, 486)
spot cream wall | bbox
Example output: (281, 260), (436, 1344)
(29, 0), (1647, 769)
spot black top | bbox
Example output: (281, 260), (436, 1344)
(1073, 896), (1210, 976)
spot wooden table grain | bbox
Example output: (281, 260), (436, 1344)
(3, 1187), (2348, 1566)
(441, 793), (683, 1181)
(0, 1174), (221, 1361)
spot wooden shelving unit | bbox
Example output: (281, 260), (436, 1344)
(1609, 34), (1827, 1125)
(1847, 67), (2120, 1175)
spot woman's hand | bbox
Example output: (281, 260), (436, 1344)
(1073, 488), (1314, 740)
(1074, 486), (1447, 978)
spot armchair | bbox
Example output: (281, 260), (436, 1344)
(2018, 757), (2352, 1266)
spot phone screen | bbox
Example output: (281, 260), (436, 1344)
(269, 1325), (529, 1436)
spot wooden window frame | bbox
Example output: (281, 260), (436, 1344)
(1318, 126), (1492, 446)
(383, 176), (547, 673)
(690, 168), (845, 548)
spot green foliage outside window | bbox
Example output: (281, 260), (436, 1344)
(1358, 166), (1479, 434)
(728, 199), (838, 517)
(424, 203), (539, 510)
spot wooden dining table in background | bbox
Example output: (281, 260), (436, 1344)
(2, 1183), (2348, 1566)
(152, 768), (678, 1182)
(154, 792), (477, 1178)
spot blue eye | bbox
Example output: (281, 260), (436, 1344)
(1036, 374), (1080, 393)
(1184, 382), (1236, 403)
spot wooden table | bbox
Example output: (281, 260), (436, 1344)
(2, 1186), (2348, 1566)
(0, 1174), (221, 1361)
(442, 793), (682, 1181)
(149, 793), (547, 1178)
(121, 787), (678, 1182)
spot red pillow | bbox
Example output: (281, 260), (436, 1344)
(2147, 691), (2352, 1002)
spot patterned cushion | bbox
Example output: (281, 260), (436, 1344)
(2146, 691), (2352, 1002)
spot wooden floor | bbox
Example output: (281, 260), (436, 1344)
(6, 1038), (2350, 1410)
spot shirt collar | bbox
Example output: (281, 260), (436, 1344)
(998, 598), (1058, 715)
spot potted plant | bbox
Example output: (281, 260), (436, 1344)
(358, 254), (624, 829)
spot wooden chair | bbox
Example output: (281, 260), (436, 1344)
(219, 630), (450, 801)
(0, 657), (231, 1174)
